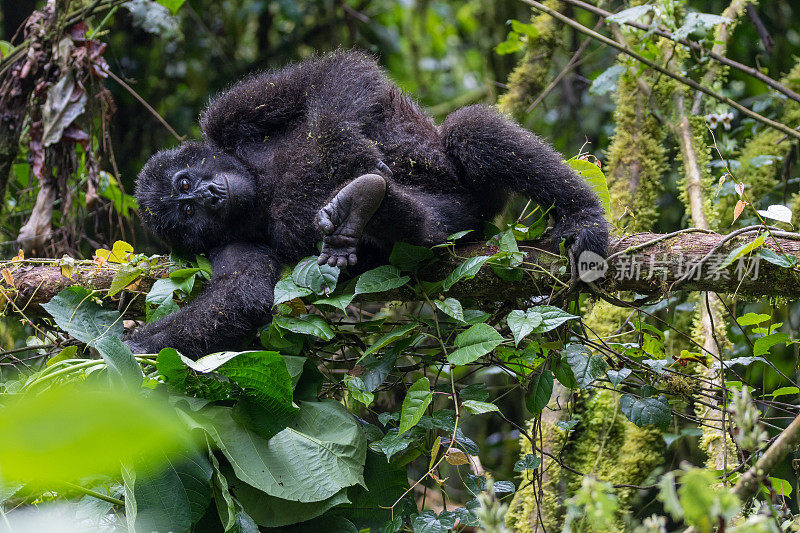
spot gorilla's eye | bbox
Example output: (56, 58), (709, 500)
(183, 203), (194, 216)
(179, 178), (191, 192)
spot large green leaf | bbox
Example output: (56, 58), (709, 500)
(447, 323), (504, 365)
(355, 265), (410, 294)
(273, 277), (313, 306)
(434, 298), (465, 323)
(359, 323), (418, 362)
(530, 305), (579, 333)
(507, 309), (543, 347)
(399, 377), (433, 434)
(442, 256), (490, 290)
(202, 400), (366, 502)
(389, 241), (434, 271)
(0, 384), (188, 483)
(273, 314), (334, 340)
(208, 445), (259, 533)
(126, 447), (213, 533)
(42, 287), (141, 384)
(564, 344), (606, 389)
(223, 461), (349, 527)
(336, 451), (409, 530)
(526, 370), (554, 414)
(620, 394), (671, 429)
(292, 256), (339, 295)
(566, 158), (611, 220)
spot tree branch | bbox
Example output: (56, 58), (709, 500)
(2, 231), (800, 319)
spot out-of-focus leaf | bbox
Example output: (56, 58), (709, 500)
(589, 64), (627, 96)
(0, 384), (188, 483)
(566, 158), (611, 219)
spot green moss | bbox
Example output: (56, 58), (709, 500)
(604, 72), (668, 231)
(497, 0), (563, 120)
(506, 390), (664, 531)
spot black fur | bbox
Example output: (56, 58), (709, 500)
(128, 50), (608, 358)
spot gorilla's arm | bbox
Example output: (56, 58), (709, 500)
(200, 51), (385, 151)
(126, 243), (280, 358)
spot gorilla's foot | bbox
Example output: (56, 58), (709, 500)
(316, 173), (387, 268)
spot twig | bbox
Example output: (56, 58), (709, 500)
(105, 70), (184, 141)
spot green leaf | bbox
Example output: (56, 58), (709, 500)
(507, 309), (543, 347)
(312, 292), (355, 312)
(293, 256), (340, 295)
(273, 277), (313, 306)
(771, 386), (799, 398)
(753, 332), (789, 356)
(447, 323), (504, 365)
(41, 287), (142, 384)
(620, 394), (671, 429)
(399, 377), (433, 434)
(0, 384), (188, 483)
(495, 33), (525, 55)
(566, 158), (611, 220)
(607, 368), (632, 387)
(434, 298), (465, 323)
(606, 4), (653, 24)
(373, 429), (413, 461)
(389, 242), (434, 271)
(442, 256), (490, 290)
(736, 313), (770, 326)
(461, 400), (500, 415)
(338, 452), (409, 531)
(447, 230), (473, 241)
(208, 445), (258, 533)
(156, 0), (186, 14)
(509, 19), (539, 36)
(108, 263), (143, 297)
(551, 355), (577, 389)
(460, 383), (489, 402)
(273, 314), (334, 340)
(530, 305), (579, 333)
(228, 468), (350, 528)
(769, 477), (792, 497)
(526, 370), (553, 414)
(127, 447), (212, 533)
(355, 265), (410, 294)
(359, 323), (418, 363)
(202, 400), (366, 503)
(0, 40), (12, 58)
(514, 454), (541, 472)
(717, 233), (765, 271)
(756, 248), (797, 268)
(674, 12), (730, 40)
(564, 344), (606, 389)
(589, 64), (627, 96)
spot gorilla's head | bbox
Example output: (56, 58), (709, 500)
(135, 142), (257, 253)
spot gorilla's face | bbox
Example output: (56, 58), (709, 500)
(136, 142), (257, 253)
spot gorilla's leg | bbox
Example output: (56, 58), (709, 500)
(316, 173), (479, 267)
(316, 173), (387, 267)
(441, 105), (609, 258)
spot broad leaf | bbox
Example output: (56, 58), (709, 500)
(293, 256), (339, 295)
(564, 344), (606, 389)
(507, 309), (543, 347)
(461, 400), (500, 415)
(442, 256), (490, 290)
(273, 277), (313, 306)
(355, 265), (410, 294)
(202, 400), (365, 503)
(530, 305), (579, 333)
(399, 378), (433, 434)
(435, 298), (465, 323)
(620, 394), (671, 429)
(566, 158), (611, 220)
(389, 241), (434, 271)
(447, 323), (504, 365)
(42, 287), (142, 384)
(526, 370), (553, 414)
(514, 454), (541, 472)
(127, 447), (212, 533)
(273, 314), (334, 340)
(360, 323), (418, 362)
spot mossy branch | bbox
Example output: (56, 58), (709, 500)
(3, 231), (800, 320)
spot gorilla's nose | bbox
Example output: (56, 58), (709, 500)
(197, 183), (226, 209)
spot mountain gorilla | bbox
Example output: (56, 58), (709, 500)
(127, 50), (608, 358)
